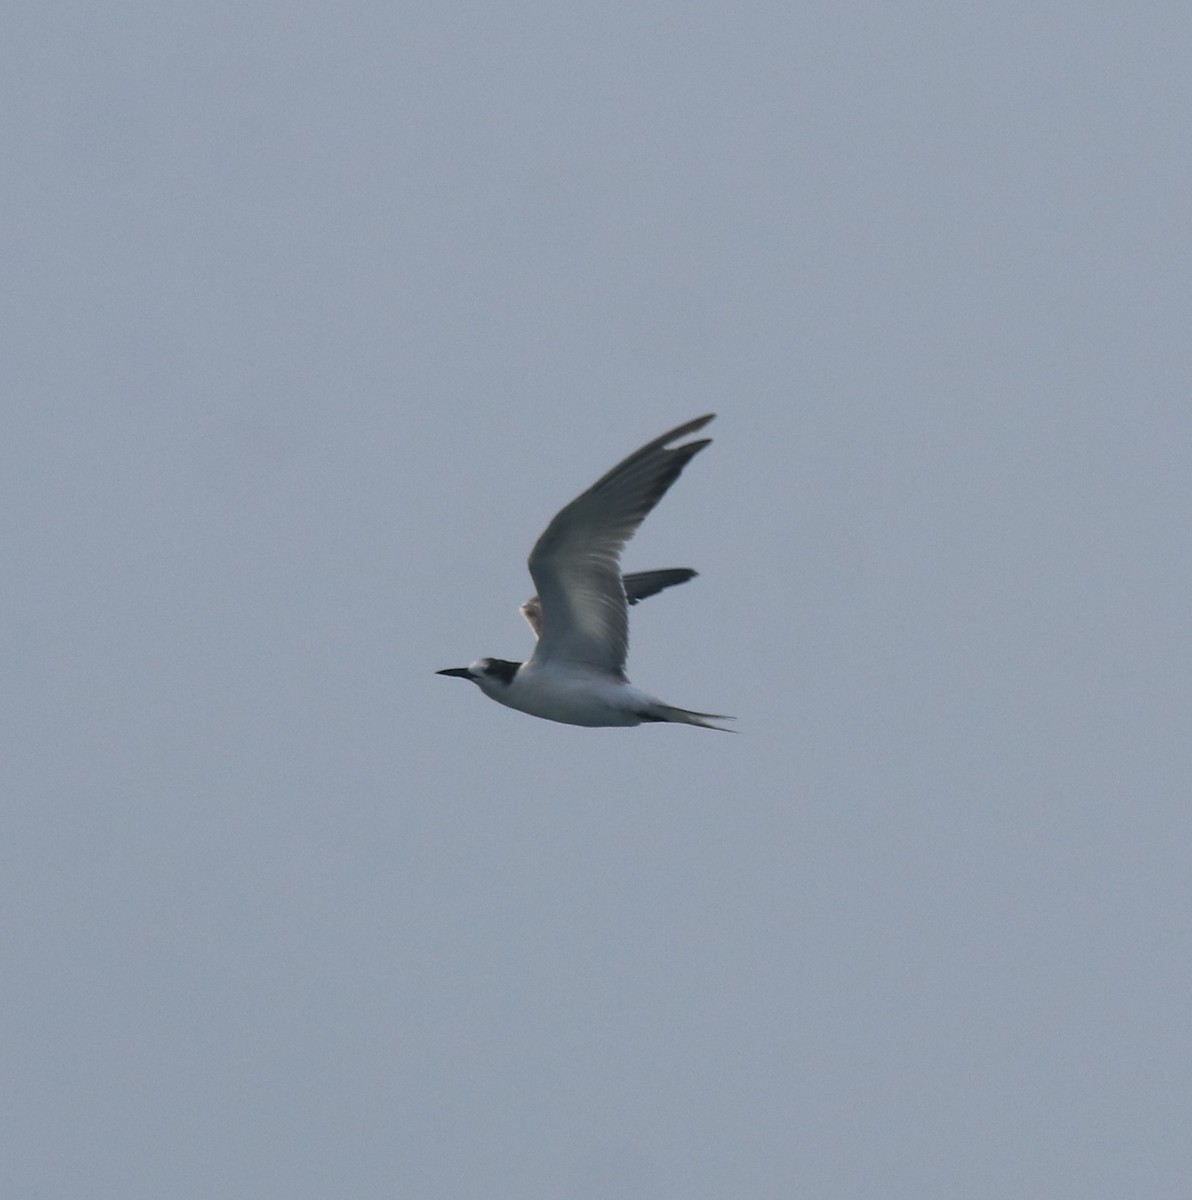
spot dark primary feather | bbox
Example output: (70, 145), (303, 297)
(624, 568), (698, 605)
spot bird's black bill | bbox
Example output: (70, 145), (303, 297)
(436, 667), (472, 678)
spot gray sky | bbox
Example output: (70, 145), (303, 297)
(4, 3), (1190, 1197)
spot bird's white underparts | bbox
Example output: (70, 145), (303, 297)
(437, 415), (733, 731)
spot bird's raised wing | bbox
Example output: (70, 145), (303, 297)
(526, 416), (713, 673)
(519, 567), (697, 638)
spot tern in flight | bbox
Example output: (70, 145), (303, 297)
(437, 415), (733, 730)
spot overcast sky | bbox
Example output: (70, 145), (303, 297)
(4, 3), (1190, 1198)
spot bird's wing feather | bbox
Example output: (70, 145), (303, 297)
(519, 594), (544, 638)
(623, 567), (698, 606)
(520, 568), (696, 639)
(526, 416), (713, 673)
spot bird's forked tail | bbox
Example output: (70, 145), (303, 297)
(641, 704), (736, 732)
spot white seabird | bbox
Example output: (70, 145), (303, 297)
(437, 415), (733, 731)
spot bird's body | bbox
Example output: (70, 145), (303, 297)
(437, 415), (732, 731)
(471, 659), (658, 728)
